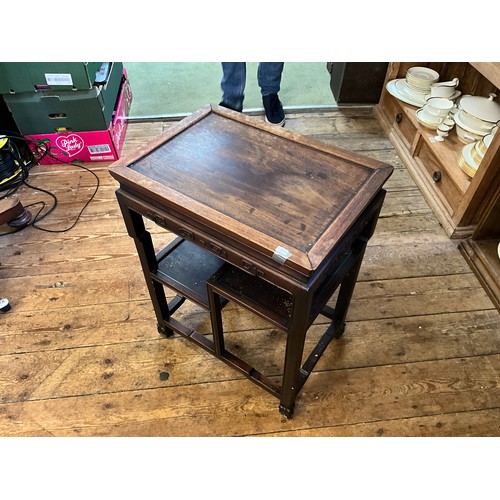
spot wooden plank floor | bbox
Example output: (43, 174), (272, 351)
(1, 108), (499, 437)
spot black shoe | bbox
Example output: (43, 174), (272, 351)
(262, 93), (285, 126)
(219, 101), (243, 113)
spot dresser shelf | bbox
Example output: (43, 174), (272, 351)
(375, 62), (500, 311)
(374, 62), (500, 238)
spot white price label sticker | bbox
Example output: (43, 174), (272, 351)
(45, 73), (73, 86)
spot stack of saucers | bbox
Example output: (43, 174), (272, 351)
(458, 143), (479, 178)
(386, 66), (441, 107)
(461, 127), (497, 177)
(466, 132), (495, 175)
(406, 66), (440, 96)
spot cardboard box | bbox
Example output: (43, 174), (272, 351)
(0, 62), (104, 93)
(26, 72), (132, 165)
(4, 63), (123, 135)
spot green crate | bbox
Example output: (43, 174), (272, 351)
(0, 62), (104, 93)
(4, 63), (124, 135)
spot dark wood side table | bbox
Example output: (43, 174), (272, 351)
(109, 105), (393, 417)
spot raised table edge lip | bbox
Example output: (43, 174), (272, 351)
(109, 105), (394, 277)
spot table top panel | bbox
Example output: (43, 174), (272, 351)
(110, 106), (393, 275)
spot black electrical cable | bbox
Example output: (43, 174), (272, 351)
(24, 162), (100, 233)
(0, 135), (30, 195)
(0, 135), (100, 236)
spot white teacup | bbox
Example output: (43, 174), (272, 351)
(420, 107), (443, 124)
(425, 97), (455, 117)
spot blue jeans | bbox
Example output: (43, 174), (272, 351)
(220, 62), (284, 111)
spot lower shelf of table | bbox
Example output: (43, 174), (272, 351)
(149, 236), (347, 418)
(208, 262), (293, 330)
(152, 236), (226, 309)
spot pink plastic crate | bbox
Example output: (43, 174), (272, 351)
(26, 71), (132, 165)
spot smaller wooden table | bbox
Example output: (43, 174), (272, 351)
(110, 105), (393, 417)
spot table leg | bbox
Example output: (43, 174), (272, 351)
(207, 286), (225, 356)
(330, 249), (365, 338)
(334, 191), (386, 331)
(279, 193), (385, 417)
(279, 287), (311, 418)
(116, 191), (174, 337)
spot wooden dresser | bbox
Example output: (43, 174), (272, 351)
(374, 62), (500, 311)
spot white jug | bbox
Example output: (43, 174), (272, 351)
(429, 78), (459, 98)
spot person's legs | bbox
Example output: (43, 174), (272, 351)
(257, 62), (284, 96)
(258, 62), (285, 126)
(220, 62), (246, 112)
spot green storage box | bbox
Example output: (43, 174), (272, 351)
(0, 62), (104, 93)
(3, 63), (124, 135)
